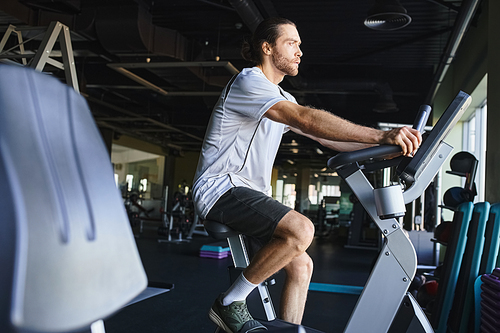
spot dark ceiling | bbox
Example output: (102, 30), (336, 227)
(0, 0), (481, 173)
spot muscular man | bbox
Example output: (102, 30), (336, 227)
(192, 17), (421, 333)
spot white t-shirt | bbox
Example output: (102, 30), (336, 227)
(192, 67), (297, 218)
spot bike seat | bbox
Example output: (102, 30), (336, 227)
(204, 220), (240, 239)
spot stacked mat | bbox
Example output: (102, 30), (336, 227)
(480, 268), (500, 333)
(200, 243), (231, 259)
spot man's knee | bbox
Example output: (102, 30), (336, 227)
(275, 211), (315, 252)
(296, 217), (315, 251)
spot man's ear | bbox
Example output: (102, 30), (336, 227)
(262, 42), (272, 56)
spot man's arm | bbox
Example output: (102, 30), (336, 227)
(265, 100), (421, 156)
(289, 126), (375, 152)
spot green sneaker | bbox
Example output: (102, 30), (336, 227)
(208, 294), (267, 333)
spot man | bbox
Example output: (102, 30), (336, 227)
(192, 17), (421, 333)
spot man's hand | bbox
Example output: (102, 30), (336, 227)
(381, 126), (422, 157)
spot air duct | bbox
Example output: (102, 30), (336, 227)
(295, 79), (399, 113)
(19, 0), (81, 15)
(227, 0), (264, 32)
(95, 3), (189, 61)
(373, 82), (399, 113)
(425, 0), (481, 104)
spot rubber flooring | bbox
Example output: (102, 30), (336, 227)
(96, 226), (433, 332)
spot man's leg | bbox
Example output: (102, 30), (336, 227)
(207, 188), (314, 331)
(242, 210), (315, 324)
(280, 252), (313, 324)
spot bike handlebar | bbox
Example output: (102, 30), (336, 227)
(327, 105), (431, 170)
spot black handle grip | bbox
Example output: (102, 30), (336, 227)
(327, 145), (401, 170)
(327, 104), (431, 170)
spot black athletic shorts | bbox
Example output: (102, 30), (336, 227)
(205, 187), (292, 246)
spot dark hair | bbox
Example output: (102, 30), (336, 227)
(241, 17), (296, 65)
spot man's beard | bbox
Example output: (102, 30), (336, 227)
(272, 50), (299, 76)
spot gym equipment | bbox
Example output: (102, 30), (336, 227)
(446, 202), (489, 333)
(328, 92), (470, 333)
(416, 280), (439, 309)
(442, 151), (478, 209)
(188, 214), (210, 238)
(0, 64), (169, 333)
(346, 194), (382, 250)
(205, 91), (471, 332)
(0, 21), (79, 92)
(480, 268), (500, 333)
(434, 221), (453, 245)
(479, 203), (500, 276)
(314, 196), (340, 238)
(430, 199), (500, 333)
(158, 187), (193, 243)
(472, 202), (500, 333)
(430, 202), (474, 333)
(124, 191), (155, 228)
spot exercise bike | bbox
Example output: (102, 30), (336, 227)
(205, 91), (472, 332)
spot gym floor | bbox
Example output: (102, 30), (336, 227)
(99, 225), (432, 333)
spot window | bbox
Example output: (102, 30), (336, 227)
(126, 174), (134, 192)
(320, 185), (341, 200)
(309, 184), (318, 205)
(462, 102), (487, 202)
(275, 179), (284, 203)
(111, 144), (165, 199)
(140, 178), (148, 192)
(283, 183), (296, 208)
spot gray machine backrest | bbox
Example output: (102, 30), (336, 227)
(0, 65), (147, 332)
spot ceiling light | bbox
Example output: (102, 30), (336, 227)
(364, 0), (412, 31)
(320, 172), (338, 177)
(287, 159), (295, 165)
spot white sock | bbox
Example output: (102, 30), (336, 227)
(222, 273), (258, 306)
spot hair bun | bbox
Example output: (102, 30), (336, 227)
(241, 39), (253, 62)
